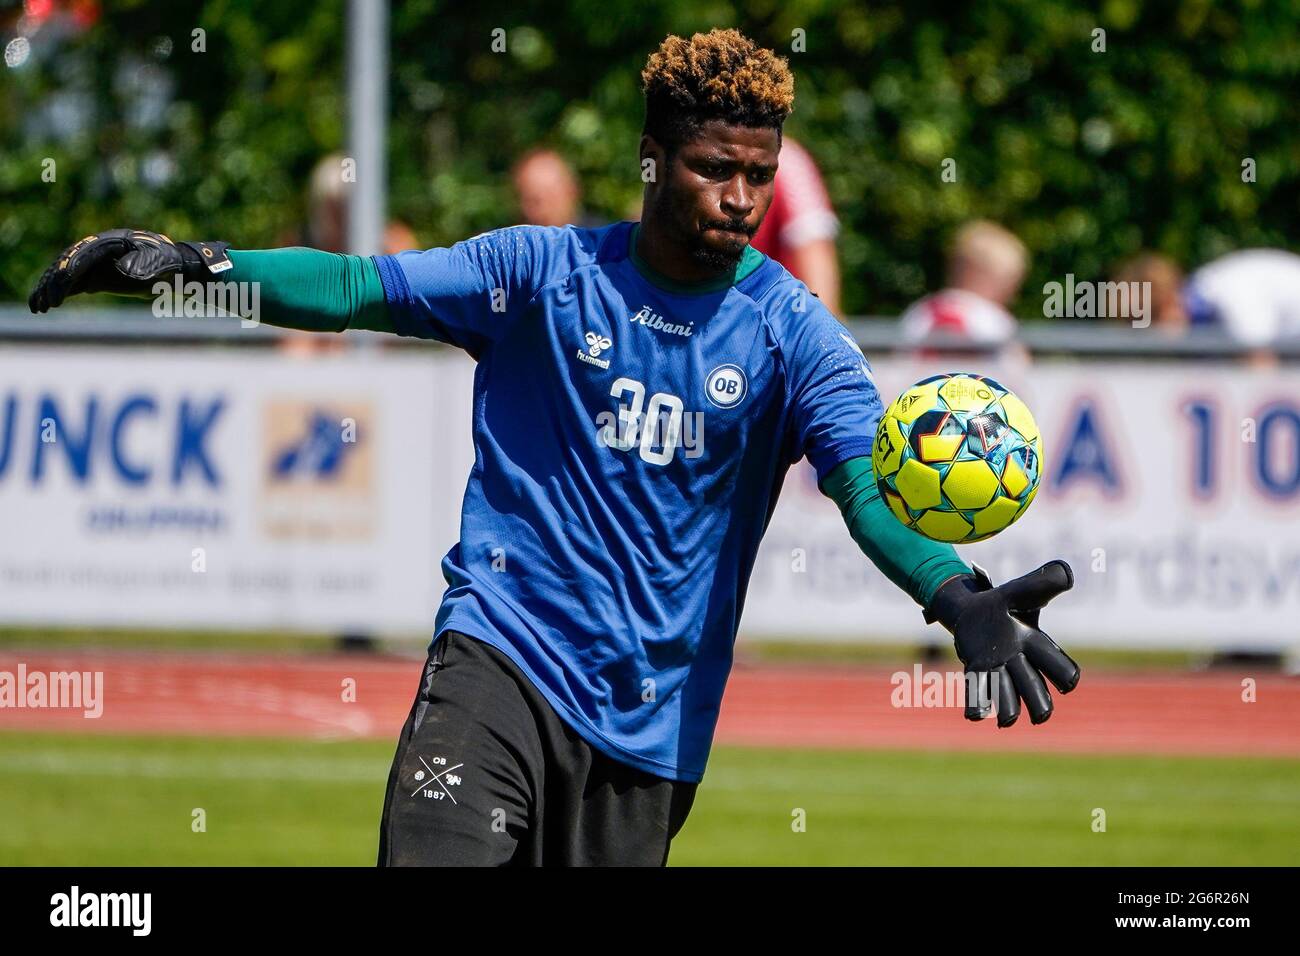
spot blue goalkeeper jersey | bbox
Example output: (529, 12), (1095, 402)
(374, 221), (881, 781)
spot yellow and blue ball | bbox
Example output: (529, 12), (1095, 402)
(872, 373), (1042, 543)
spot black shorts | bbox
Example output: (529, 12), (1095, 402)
(377, 630), (698, 866)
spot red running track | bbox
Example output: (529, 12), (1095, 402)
(0, 650), (1297, 758)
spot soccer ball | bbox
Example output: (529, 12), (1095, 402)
(872, 373), (1042, 543)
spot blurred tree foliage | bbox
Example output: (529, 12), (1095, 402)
(2, 0), (1297, 316)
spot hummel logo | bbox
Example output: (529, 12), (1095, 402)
(576, 330), (613, 370)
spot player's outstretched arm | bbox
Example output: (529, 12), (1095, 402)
(823, 455), (1080, 726)
(28, 228), (393, 333)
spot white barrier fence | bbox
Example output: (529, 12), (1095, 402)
(0, 344), (1295, 650)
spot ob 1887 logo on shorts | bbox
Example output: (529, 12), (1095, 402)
(706, 364), (747, 409)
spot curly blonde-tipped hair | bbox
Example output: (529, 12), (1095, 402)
(641, 29), (794, 152)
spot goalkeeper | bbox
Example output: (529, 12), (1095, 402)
(28, 29), (1079, 867)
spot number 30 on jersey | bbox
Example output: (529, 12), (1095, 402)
(595, 377), (699, 466)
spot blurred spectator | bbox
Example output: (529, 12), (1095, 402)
(280, 153), (418, 254)
(277, 154), (417, 358)
(1112, 252), (1188, 334)
(303, 153), (349, 252)
(512, 148), (600, 228)
(1113, 249), (1298, 366)
(751, 138), (841, 314)
(1185, 249), (1300, 352)
(383, 220), (419, 254)
(899, 220), (1028, 358)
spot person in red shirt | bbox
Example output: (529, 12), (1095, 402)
(899, 220), (1030, 363)
(750, 137), (842, 314)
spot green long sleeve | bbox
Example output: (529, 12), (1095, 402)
(822, 455), (972, 608)
(225, 247), (393, 333)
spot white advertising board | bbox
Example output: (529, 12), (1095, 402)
(2, 345), (1295, 650)
(0, 346), (473, 634)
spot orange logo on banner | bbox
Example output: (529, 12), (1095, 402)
(260, 399), (376, 541)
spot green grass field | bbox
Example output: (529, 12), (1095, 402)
(1, 731), (1297, 866)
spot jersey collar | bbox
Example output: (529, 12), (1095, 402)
(626, 223), (765, 295)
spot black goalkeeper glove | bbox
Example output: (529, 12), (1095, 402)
(28, 228), (232, 314)
(924, 560), (1080, 727)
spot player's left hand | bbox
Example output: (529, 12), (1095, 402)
(924, 560), (1080, 727)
